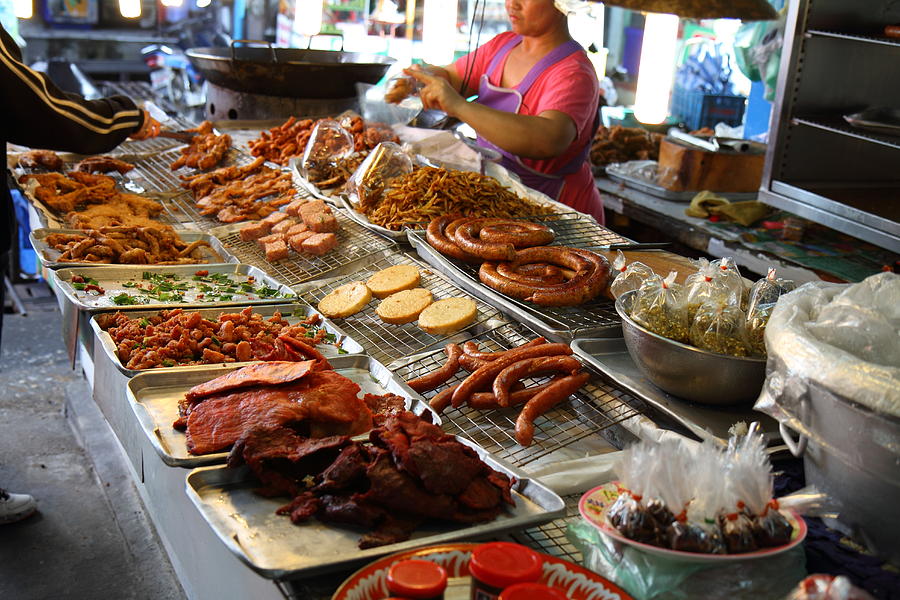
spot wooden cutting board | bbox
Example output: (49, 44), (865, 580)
(658, 138), (764, 193)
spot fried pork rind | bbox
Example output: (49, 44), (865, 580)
(354, 166), (556, 231)
(43, 226), (218, 265)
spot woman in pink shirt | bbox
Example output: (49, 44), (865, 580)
(407, 0), (603, 223)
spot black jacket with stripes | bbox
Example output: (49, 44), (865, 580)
(1, 23), (145, 257)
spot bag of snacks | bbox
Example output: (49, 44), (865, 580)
(712, 257), (747, 308)
(670, 445), (727, 554)
(684, 258), (738, 320)
(344, 141), (414, 212)
(631, 271), (690, 343)
(609, 444), (664, 546)
(690, 301), (751, 356)
(299, 119), (355, 184)
(609, 250), (655, 298)
(748, 268), (796, 315)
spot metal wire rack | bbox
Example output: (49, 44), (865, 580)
(214, 208), (396, 287)
(408, 221), (624, 339)
(392, 321), (642, 468)
(512, 494), (584, 562)
(129, 146), (255, 195)
(296, 251), (505, 364)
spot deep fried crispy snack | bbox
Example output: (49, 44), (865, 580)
(73, 156), (135, 174)
(170, 121), (232, 171)
(590, 125), (663, 168)
(18, 150), (63, 170)
(44, 226), (217, 265)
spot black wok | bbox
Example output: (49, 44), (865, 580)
(186, 41), (395, 99)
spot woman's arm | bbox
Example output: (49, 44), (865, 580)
(407, 68), (577, 159)
(0, 24), (144, 154)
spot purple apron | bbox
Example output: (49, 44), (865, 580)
(475, 35), (596, 200)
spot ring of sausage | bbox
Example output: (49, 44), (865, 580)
(451, 218), (519, 261)
(426, 215), (481, 263)
(479, 221), (554, 248)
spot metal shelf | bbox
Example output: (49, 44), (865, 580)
(792, 116), (900, 150)
(806, 29), (900, 48)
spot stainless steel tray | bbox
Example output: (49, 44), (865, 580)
(390, 322), (643, 468)
(571, 337), (777, 443)
(184, 436), (565, 579)
(294, 249), (506, 365)
(91, 302), (364, 379)
(605, 162), (758, 203)
(48, 263), (294, 365)
(407, 227), (623, 342)
(30, 228), (235, 269)
(127, 353), (437, 468)
(211, 208), (396, 288)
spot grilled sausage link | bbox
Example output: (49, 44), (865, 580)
(515, 371), (590, 446)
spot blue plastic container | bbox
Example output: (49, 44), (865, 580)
(670, 85), (747, 131)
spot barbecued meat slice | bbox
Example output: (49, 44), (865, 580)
(185, 360), (322, 402)
(458, 476), (502, 510)
(276, 492), (320, 523)
(229, 426), (349, 497)
(314, 445), (370, 493)
(359, 514), (423, 549)
(184, 370), (372, 455)
(406, 438), (486, 496)
(363, 393), (407, 424)
(318, 494), (385, 529)
(73, 156), (135, 174)
(362, 451), (457, 519)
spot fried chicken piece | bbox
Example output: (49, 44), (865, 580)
(170, 121), (232, 171)
(18, 150), (63, 170)
(73, 156), (135, 174)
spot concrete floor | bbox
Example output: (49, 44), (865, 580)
(0, 281), (185, 600)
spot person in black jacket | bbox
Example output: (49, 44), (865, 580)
(0, 22), (160, 524)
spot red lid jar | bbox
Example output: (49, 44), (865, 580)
(469, 542), (543, 600)
(499, 583), (568, 600)
(387, 559), (448, 600)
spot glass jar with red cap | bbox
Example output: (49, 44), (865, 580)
(387, 559), (448, 600)
(498, 582), (568, 600)
(468, 542), (543, 600)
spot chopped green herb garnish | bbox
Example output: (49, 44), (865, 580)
(161, 359), (175, 367)
(72, 282), (86, 290)
(337, 348), (349, 355)
(122, 281), (137, 288)
(112, 293), (142, 306)
(139, 318), (150, 328)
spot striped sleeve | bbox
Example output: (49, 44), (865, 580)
(0, 24), (144, 154)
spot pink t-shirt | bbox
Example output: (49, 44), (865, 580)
(454, 32), (603, 222)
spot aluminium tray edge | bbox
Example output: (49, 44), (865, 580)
(183, 436), (565, 579)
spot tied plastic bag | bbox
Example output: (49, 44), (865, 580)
(345, 141), (414, 213)
(608, 444), (664, 546)
(670, 445), (727, 554)
(684, 258), (738, 320)
(745, 268), (796, 357)
(383, 74), (421, 104)
(784, 575), (876, 600)
(631, 271), (689, 343)
(711, 257), (747, 309)
(299, 119), (354, 185)
(690, 301), (751, 357)
(610, 250), (655, 298)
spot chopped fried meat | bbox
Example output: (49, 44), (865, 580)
(170, 121), (231, 171)
(276, 492), (321, 523)
(358, 514), (422, 549)
(18, 150), (62, 170)
(314, 445), (371, 493)
(73, 156), (135, 174)
(406, 438), (486, 496)
(317, 494), (385, 529)
(43, 226), (214, 265)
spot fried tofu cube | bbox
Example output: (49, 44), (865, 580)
(301, 232), (338, 256)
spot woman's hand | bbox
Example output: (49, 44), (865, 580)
(130, 110), (161, 140)
(405, 66), (467, 117)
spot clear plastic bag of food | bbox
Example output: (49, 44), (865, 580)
(784, 575), (876, 600)
(609, 443), (664, 546)
(690, 301), (751, 356)
(746, 303), (774, 357)
(383, 74), (422, 104)
(669, 445), (727, 554)
(631, 271), (690, 343)
(299, 119), (355, 185)
(747, 268), (796, 316)
(712, 257), (747, 309)
(610, 250), (655, 298)
(344, 141), (414, 212)
(684, 258), (738, 320)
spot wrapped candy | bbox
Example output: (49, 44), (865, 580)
(609, 250), (655, 298)
(669, 445), (727, 554)
(684, 258), (738, 320)
(690, 301), (751, 357)
(711, 257), (747, 308)
(631, 271), (690, 343)
(608, 443), (664, 546)
(723, 425), (793, 552)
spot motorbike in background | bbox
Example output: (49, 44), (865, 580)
(141, 12), (231, 108)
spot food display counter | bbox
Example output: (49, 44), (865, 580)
(14, 108), (897, 600)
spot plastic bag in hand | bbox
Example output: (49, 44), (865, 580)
(631, 271), (690, 343)
(610, 250), (655, 298)
(344, 141), (413, 212)
(299, 119), (354, 183)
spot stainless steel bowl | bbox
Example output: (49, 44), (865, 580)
(615, 291), (766, 405)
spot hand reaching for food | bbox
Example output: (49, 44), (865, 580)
(130, 110), (161, 141)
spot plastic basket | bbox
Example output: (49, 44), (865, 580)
(671, 85), (746, 131)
